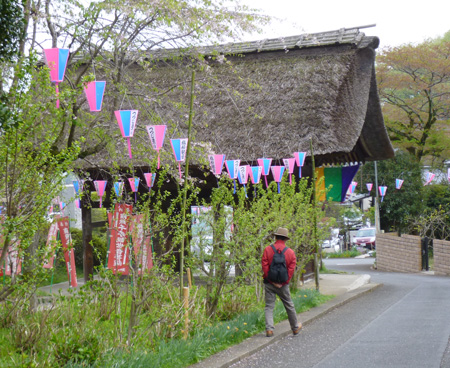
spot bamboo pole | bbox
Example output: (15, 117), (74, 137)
(183, 286), (189, 339)
(310, 138), (319, 291)
(187, 267), (192, 288)
(179, 71), (196, 299)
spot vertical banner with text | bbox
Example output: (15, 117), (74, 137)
(56, 217), (78, 287)
(108, 203), (132, 275)
(43, 216), (60, 269)
(130, 214), (153, 275)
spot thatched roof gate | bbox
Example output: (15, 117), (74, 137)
(76, 26), (394, 280)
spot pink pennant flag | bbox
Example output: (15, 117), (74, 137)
(257, 158), (272, 188)
(283, 158), (296, 185)
(94, 180), (107, 208)
(114, 181), (124, 198)
(271, 165), (285, 193)
(424, 172), (435, 186)
(43, 48), (70, 108)
(366, 183), (373, 192)
(170, 138), (188, 179)
(395, 179), (404, 190)
(144, 173), (156, 191)
(209, 154), (226, 176)
(128, 177), (140, 202)
(379, 186), (387, 202)
(225, 159), (240, 193)
(146, 125), (167, 169)
(84, 81), (106, 112)
(347, 181), (357, 194)
(293, 152), (307, 178)
(114, 110), (139, 158)
(250, 166), (262, 184)
(448, 168), (450, 183)
(238, 165), (251, 197)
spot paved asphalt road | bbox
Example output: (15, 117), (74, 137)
(230, 258), (450, 368)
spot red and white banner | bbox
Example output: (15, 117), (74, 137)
(43, 216), (60, 269)
(0, 241), (22, 276)
(107, 203), (132, 275)
(57, 217), (78, 287)
(130, 214), (153, 274)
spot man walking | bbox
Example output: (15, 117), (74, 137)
(261, 227), (302, 337)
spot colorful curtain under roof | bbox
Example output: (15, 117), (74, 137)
(315, 165), (359, 202)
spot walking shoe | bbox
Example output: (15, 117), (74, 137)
(266, 330), (273, 337)
(293, 323), (303, 335)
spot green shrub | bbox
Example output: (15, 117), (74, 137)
(71, 228), (108, 268)
(326, 248), (361, 258)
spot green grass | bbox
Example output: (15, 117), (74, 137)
(320, 264), (347, 274)
(0, 283), (333, 367)
(38, 265), (84, 287)
(91, 288), (333, 368)
(325, 249), (362, 258)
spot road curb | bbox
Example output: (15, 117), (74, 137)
(190, 282), (382, 368)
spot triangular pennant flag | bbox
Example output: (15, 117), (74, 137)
(366, 183), (373, 192)
(114, 181), (124, 198)
(144, 173), (156, 191)
(114, 110), (139, 158)
(293, 152), (307, 178)
(250, 166), (262, 184)
(43, 48), (69, 108)
(128, 177), (140, 202)
(395, 179), (404, 190)
(170, 138), (188, 179)
(424, 172), (435, 186)
(283, 158), (296, 185)
(146, 125), (167, 169)
(271, 166), (285, 194)
(84, 81), (106, 112)
(238, 165), (250, 197)
(209, 154), (226, 176)
(347, 181), (357, 195)
(73, 180), (84, 196)
(379, 185), (387, 202)
(257, 158), (272, 188)
(94, 180), (107, 208)
(225, 159), (240, 194)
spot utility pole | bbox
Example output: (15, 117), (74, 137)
(374, 161), (381, 234)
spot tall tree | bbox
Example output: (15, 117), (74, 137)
(376, 37), (450, 164)
(0, 0), (25, 62)
(0, 0), (267, 296)
(361, 151), (423, 233)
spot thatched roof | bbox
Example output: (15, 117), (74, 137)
(77, 26), (393, 175)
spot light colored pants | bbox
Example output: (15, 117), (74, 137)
(264, 282), (299, 331)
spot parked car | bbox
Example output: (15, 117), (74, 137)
(322, 228), (342, 251)
(353, 227), (376, 249)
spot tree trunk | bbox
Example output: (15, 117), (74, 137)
(82, 192), (94, 282)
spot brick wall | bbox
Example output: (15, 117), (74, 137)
(433, 239), (450, 276)
(376, 233), (422, 273)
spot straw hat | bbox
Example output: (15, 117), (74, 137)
(273, 227), (290, 239)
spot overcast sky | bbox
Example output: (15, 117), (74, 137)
(241, 0), (450, 48)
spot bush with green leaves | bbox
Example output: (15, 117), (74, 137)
(70, 228), (108, 268)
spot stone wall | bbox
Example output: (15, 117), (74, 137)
(376, 233), (422, 273)
(433, 239), (450, 276)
